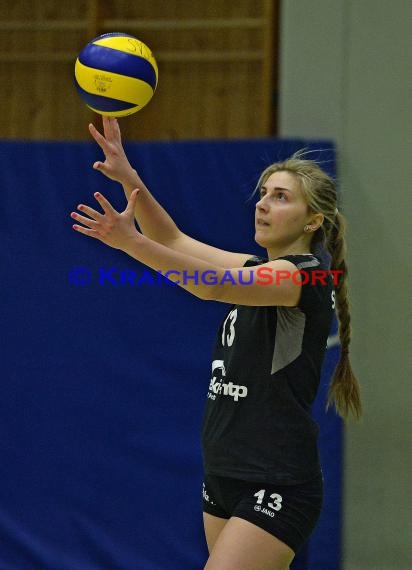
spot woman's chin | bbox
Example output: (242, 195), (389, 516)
(254, 231), (270, 248)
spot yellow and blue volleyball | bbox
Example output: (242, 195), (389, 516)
(74, 32), (158, 117)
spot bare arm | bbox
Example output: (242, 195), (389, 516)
(71, 190), (302, 307)
(89, 117), (251, 268)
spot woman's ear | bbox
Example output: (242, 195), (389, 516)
(308, 212), (324, 232)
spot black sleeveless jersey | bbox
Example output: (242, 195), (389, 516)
(201, 254), (335, 485)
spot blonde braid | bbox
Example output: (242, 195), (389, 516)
(326, 212), (362, 419)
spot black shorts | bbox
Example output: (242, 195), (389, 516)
(202, 472), (323, 554)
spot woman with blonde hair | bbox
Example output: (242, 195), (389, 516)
(71, 117), (361, 570)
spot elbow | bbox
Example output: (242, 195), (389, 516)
(199, 283), (224, 302)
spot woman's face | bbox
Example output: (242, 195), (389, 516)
(254, 170), (310, 251)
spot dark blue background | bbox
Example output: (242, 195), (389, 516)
(0, 138), (341, 569)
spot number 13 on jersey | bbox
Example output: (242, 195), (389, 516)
(221, 308), (238, 347)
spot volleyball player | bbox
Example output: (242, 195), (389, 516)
(70, 117), (362, 570)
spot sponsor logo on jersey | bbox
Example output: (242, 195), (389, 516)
(207, 359), (248, 402)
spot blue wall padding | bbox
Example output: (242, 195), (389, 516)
(0, 138), (341, 570)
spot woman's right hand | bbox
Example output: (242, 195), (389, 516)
(89, 116), (141, 189)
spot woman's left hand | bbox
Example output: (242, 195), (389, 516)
(71, 189), (140, 251)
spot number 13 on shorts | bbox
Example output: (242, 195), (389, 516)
(254, 489), (283, 511)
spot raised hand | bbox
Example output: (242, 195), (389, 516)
(71, 189), (141, 251)
(89, 116), (138, 187)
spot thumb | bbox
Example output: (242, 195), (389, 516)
(93, 161), (104, 171)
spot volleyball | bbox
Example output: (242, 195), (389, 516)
(74, 32), (158, 117)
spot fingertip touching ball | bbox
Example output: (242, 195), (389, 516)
(74, 32), (158, 117)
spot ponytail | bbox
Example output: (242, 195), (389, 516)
(326, 212), (362, 420)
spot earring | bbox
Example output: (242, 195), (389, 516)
(304, 225), (312, 232)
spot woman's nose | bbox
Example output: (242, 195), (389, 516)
(256, 198), (268, 212)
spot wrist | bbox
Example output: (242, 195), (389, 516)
(123, 169), (144, 193)
(121, 231), (143, 256)
(122, 169), (138, 188)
